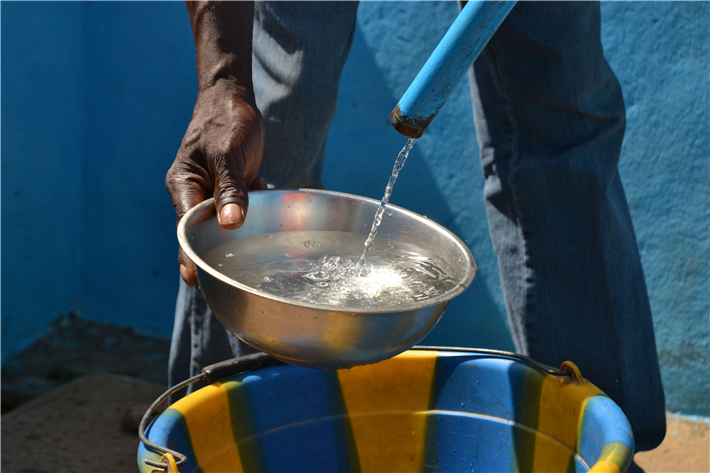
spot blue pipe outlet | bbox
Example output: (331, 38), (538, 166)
(390, 1), (517, 139)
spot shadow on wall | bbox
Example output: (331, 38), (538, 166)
(1, 2), (85, 357)
(323, 22), (515, 351)
(79, 2), (196, 337)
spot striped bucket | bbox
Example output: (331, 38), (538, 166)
(139, 349), (633, 472)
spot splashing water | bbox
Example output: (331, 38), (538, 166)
(355, 138), (417, 275)
(201, 230), (457, 309)
(197, 137), (462, 309)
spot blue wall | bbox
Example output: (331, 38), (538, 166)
(2, 2), (84, 352)
(2, 2), (708, 416)
(79, 3), (195, 336)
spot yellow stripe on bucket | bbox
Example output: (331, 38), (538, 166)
(337, 350), (438, 472)
(172, 382), (244, 473)
(588, 443), (631, 473)
(532, 364), (602, 472)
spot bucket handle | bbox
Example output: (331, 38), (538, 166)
(410, 346), (574, 378)
(139, 348), (572, 471)
(139, 353), (285, 471)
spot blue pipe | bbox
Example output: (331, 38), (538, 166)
(390, 1), (517, 139)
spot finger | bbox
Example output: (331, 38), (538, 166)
(213, 150), (251, 230)
(167, 148), (209, 286)
(166, 151), (209, 224)
(249, 177), (268, 190)
(178, 247), (198, 286)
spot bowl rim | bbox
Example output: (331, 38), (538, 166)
(177, 188), (477, 314)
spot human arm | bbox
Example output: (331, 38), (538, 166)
(166, 1), (266, 286)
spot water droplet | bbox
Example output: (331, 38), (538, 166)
(224, 253), (234, 258)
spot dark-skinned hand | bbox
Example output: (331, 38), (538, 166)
(166, 77), (266, 286)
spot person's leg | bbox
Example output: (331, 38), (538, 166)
(253, 1), (360, 189)
(467, 1), (665, 451)
(168, 281), (258, 404)
(168, 1), (359, 402)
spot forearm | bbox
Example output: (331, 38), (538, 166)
(186, 1), (255, 96)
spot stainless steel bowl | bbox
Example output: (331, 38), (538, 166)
(178, 189), (476, 369)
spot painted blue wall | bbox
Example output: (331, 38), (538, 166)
(1, 2), (707, 416)
(79, 2), (195, 336)
(1, 2), (84, 353)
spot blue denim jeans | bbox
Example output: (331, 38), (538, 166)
(169, 1), (666, 453)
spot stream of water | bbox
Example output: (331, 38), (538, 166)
(355, 138), (417, 275)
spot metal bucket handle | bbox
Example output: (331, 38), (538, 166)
(139, 347), (572, 471)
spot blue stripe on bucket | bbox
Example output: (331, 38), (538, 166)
(139, 408), (201, 473)
(425, 354), (522, 473)
(229, 365), (359, 473)
(577, 394), (634, 472)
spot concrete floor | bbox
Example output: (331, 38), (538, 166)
(635, 414), (710, 473)
(2, 373), (164, 473)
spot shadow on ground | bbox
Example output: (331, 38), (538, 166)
(1, 314), (170, 413)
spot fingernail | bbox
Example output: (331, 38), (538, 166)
(180, 264), (190, 282)
(220, 203), (243, 226)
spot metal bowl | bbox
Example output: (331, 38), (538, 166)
(178, 189), (476, 369)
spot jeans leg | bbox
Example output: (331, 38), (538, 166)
(168, 2), (359, 402)
(168, 280), (258, 404)
(468, 1), (665, 451)
(253, 1), (359, 188)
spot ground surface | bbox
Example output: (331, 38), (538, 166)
(635, 413), (710, 473)
(2, 373), (165, 473)
(2, 314), (169, 412)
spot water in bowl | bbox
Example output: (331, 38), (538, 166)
(201, 230), (458, 309)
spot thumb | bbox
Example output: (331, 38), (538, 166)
(213, 154), (250, 230)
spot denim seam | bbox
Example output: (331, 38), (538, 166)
(487, 37), (535, 354)
(190, 285), (202, 377)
